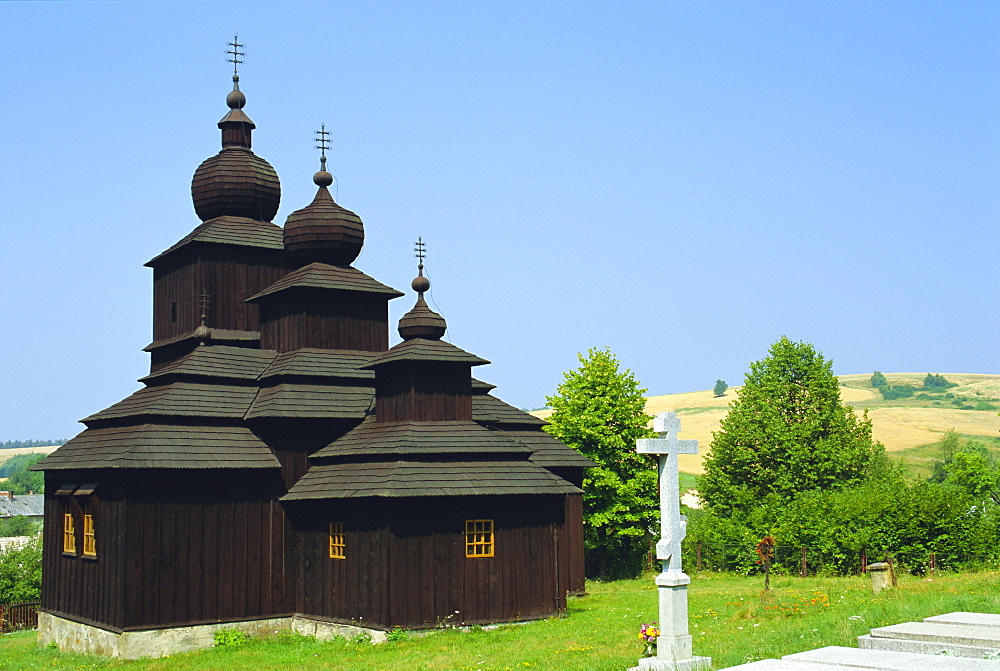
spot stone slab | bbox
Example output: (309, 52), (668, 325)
(867, 621), (1000, 648)
(718, 660), (876, 670)
(629, 655), (712, 671)
(787, 645), (1000, 669)
(858, 633), (999, 659)
(925, 612), (1000, 629)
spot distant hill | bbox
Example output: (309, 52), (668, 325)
(531, 373), (1000, 475)
(0, 445), (62, 468)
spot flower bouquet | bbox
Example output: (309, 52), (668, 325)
(639, 622), (659, 657)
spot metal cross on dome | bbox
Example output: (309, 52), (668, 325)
(226, 35), (245, 74)
(414, 237), (426, 273)
(314, 124), (330, 157)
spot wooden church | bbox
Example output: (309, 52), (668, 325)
(33, 57), (592, 658)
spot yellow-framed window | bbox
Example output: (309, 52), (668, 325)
(329, 522), (345, 559)
(465, 519), (494, 558)
(63, 512), (76, 554)
(82, 513), (97, 557)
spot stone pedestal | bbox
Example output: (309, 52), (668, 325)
(866, 562), (891, 593)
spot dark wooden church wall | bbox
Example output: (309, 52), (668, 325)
(259, 289), (389, 353)
(289, 496), (566, 630)
(119, 471), (286, 629)
(152, 245), (284, 341)
(254, 419), (357, 491)
(41, 474), (127, 630)
(376, 362), (472, 422)
(544, 469), (586, 593)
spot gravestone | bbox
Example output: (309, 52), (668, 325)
(629, 412), (711, 671)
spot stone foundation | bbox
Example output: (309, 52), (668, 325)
(38, 612), (385, 659)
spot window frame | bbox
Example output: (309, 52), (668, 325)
(465, 519), (494, 558)
(328, 522), (346, 560)
(82, 512), (97, 558)
(62, 511), (77, 555)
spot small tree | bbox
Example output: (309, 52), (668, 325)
(870, 371), (887, 388)
(713, 380), (728, 397)
(544, 348), (656, 579)
(700, 336), (885, 516)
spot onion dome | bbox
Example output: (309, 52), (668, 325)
(398, 256), (447, 340)
(283, 153), (365, 265)
(191, 74), (281, 222)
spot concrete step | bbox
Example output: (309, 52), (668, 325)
(860, 620), (1000, 658)
(924, 612), (1000, 629)
(859, 634), (1000, 660)
(720, 660), (874, 670)
(787, 645), (1000, 669)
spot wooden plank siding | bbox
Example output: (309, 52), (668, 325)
(152, 245), (284, 343)
(41, 471), (287, 631)
(259, 289), (390, 353)
(286, 496), (567, 630)
(41, 474), (126, 630)
(375, 362), (472, 423)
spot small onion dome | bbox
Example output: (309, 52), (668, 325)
(283, 172), (364, 265)
(190, 75), (281, 222)
(194, 322), (211, 344)
(398, 279), (447, 340)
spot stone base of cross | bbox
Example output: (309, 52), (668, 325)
(629, 412), (711, 671)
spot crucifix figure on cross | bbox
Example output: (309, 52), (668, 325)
(631, 412), (711, 671)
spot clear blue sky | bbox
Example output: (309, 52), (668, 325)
(2, 1), (998, 441)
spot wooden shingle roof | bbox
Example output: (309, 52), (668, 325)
(364, 338), (489, 368)
(140, 345), (277, 382)
(259, 348), (376, 381)
(471, 378), (497, 391)
(83, 381), (258, 423)
(246, 262), (403, 302)
(471, 394), (546, 427)
(282, 460), (581, 500)
(311, 419), (530, 459)
(503, 430), (597, 468)
(143, 329), (260, 352)
(32, 424), (279, 470)
(246, 383), (373, 419)
(145, 216), (283, 266)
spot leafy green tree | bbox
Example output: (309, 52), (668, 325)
(929, 429), (962, 483)
(713, 380), (728, 397)
(870, 371), (887, 388)
(543, 347), (656, 579)
(0, 536), (42, 602)
(0, 453), (45, 494)
(0, 516), (38, 538)
(924, 373), (956, 389)
(699, 336), (886, 516)
(945, 441), (1000, 505)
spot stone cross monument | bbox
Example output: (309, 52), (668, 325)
(630, 412), (711, 671)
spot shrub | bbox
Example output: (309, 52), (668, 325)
(213, 628), (250, 647)
(881, 385), (915, 400)
(386, 626), (409, 642)
(974, 402), (997, 411)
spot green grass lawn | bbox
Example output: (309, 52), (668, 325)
(3, 571), (998, 670)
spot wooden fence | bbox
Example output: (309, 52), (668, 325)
(0, 601), (39, 632)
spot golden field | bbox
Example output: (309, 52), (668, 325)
(532, 373), (1000, 475)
